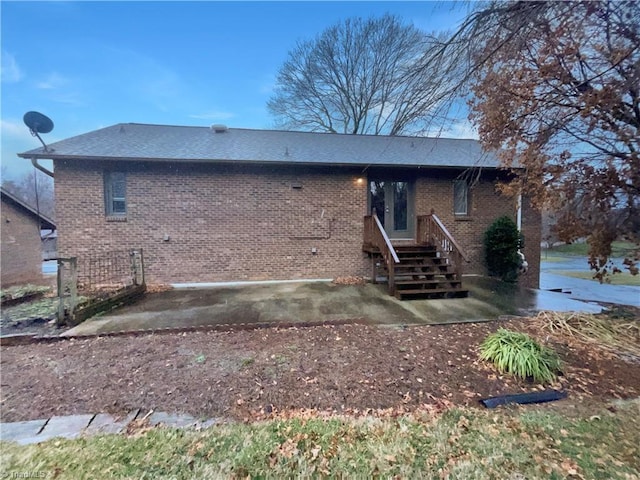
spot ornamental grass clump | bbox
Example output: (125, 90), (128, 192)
(480, 329), (561, 383)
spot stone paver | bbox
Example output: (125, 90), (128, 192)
(195, 418), (220, 429)
(1, 410), (220, 445)
(83, 409), (140, 435)
(0, 419), (47, 442)
(149, 412), (197, 428)
(21, 414), (96, 445)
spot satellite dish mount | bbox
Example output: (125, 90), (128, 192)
(23, 111), (54, 152)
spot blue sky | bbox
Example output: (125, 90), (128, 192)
(1, 1), (472, 180)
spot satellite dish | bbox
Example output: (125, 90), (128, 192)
(24, 111), (54, 134)
(23, 111), (54, 152)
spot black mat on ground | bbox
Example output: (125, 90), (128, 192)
(480, 390), (568, 408)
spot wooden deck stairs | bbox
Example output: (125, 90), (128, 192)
(363, 210), (470, 300)
(375, 244), (469, 300)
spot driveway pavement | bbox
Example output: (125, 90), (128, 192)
(541, 258), (640, 307)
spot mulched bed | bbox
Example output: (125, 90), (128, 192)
(1, 318), (638, 423)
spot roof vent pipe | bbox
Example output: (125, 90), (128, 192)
(211, 124), (228, 133)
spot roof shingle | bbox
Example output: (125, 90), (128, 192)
(19, 123), (501, 169)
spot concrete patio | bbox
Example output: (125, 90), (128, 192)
(62, 276), (602, 336)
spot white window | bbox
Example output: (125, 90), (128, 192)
(104, 172), (126, 216)
(453, 180), (469, 215)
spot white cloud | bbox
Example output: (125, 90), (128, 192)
(189, 110), (236, 121)
(1, 119), (34, 142)
(425, 119), (479, 140)
(36, 72), (69, 90)
(49, 91), (85, 107)
(445, 120), (479, 140)
(1, 51), (24, 83)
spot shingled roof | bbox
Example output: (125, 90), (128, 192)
(19, 123), (502, 169)
(0, 186), (56, 231)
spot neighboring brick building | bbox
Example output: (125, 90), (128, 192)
(20, 124), (540, 290)
(1, 187), (56, 287)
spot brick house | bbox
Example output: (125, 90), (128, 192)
(19, 124), (540, 297)
(1, 186), (56, 287)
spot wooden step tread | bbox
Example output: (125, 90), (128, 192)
(394, 263), (437, 267)
(394, 266), (454, 273)
(394, 263), (453, 270)
(395, 250), (437, 255)
(395, 277), (456, 283)
(395, 279), (462, 285)
(396, 256), (442, 262)
(396, 289), (469, 299)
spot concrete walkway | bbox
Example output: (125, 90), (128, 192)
(0, 410), (220, 445)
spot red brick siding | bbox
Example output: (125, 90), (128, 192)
(55, 160), (369, 284)
(521, 195), (542, 288)
(413, 169), (540, 287)
(1, 198), (44, 287)
(55, 160), (540, 286)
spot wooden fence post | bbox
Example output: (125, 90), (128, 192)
(57, 258), (64, 325)
(69, 257), (78, 324)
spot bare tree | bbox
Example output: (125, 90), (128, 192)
(428, 1), (639, 276)
(268, 14), (450, 136)
(2, 169), (55, 220)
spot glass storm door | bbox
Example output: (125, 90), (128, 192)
(369, 180), (414, 238)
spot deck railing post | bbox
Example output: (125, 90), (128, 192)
(388, 255), (395, 295)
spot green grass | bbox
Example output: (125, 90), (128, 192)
(2, 400), (638, 479)
(553, 270), (640, 286)
(1, 297), (59, 322)
(543, 241), (637, 258)
(0, 284), (51, 301)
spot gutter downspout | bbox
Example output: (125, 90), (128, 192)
(31, 157), (54, 178)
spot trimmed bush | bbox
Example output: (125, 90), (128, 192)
(484, 216), (521, 282)
(480, 329), (561, 383)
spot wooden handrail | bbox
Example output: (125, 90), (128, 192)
(373, 215), (400, 264)
(430, 214), (469, 262)
(364, 211), (400, 294)
(416, 212), (469, 283)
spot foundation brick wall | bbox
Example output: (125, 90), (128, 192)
(55, 160), (541, 287)
(1, 198), (44, 287)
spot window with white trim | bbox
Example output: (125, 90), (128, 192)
(453, 179), (469, 215)
(104, 171), (126, 216)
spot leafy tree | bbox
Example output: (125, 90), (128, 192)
(432, 1), (639, 276)
(484, 216), (521, 282)
(268, 14), (448, 135)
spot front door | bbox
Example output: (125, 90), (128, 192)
(369, 180), (414, 239)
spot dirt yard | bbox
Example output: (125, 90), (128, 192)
(1, 317), (638, 423)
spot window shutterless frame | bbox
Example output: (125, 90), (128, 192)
(104, 171), (127, 216)
(453, 179), (469, 216)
